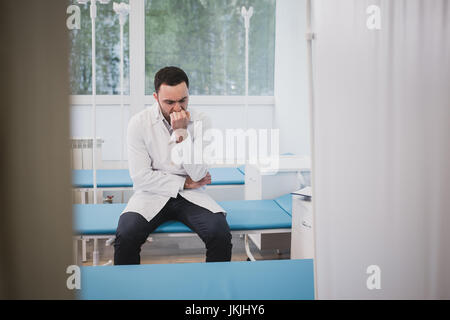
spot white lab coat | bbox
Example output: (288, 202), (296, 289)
(122, 103), (225, 221)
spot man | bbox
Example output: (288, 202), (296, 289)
(114, 66), (232, 265)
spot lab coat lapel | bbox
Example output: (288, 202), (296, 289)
(150, 103), (171, 141)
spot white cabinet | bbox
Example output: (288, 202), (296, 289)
(244, 155), (311, 252)
(245, 165), (300, 200)
(291, 193), (314, 259)
(244, 155), (311, 200)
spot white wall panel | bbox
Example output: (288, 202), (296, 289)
(274, 0), (310, 157)
(70, 103), (273, 162)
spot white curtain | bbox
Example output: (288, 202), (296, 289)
(311, 0), (450, 299)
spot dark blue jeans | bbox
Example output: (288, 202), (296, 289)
(114, 194), (232, 265)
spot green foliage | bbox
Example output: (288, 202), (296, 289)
(145, 0), (275, 95)
(68, 0), (275, 96)
(68, 0), (130, 95)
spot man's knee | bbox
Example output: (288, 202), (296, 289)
(203, 213), (232, 262)
(115, 212), (148, 247)
(206, 213), (232, 246)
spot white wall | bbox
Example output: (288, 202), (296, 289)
(274, 0), (310, 157)
(70, 100), (274, 163)
(70, 104), (130, 162)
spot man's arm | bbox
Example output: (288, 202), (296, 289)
(169, 111), (211, 182)
(127, 116), (186, 197)
(184, 172), (211, 188)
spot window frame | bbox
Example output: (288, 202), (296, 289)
(69, 0), (275, 112)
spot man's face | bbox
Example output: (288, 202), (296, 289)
(153, 82), (189, 125)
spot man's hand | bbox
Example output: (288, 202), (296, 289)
(184, 172), (211, 189)
(170, 110), (190, 131)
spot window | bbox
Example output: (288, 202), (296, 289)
(145, 0), (276, 96)
(68, 0), (130, 95)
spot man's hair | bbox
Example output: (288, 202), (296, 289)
(154, 66), (189, 93)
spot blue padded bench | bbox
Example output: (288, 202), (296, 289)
(72, 167), (245, 189)
(203, 167), (245, 201)
(73, 169), (133, 189)
(78, 259), (314, 300)
(73, 195), (292, 265)
(273, 193), (292, 216)
(72, 167), (246, 203)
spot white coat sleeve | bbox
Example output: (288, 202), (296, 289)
(127, 117), (186, 197)
(169, 115), (211, 182)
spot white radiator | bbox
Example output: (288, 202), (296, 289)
(70, 137), (104, 169)
(70, 137), (104, 204)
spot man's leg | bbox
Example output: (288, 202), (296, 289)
(174, 196), (233, 262)
(114, 212), (149, 265)
(114, 209), (172, 265)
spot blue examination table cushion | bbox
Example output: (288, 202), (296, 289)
(78, 259), (314, 300)
(72, 167), (245, 188)
(72, 169), (133, 188)
(73, 198), (292, 235)
(207, 167), (245, 185)
(273, 194), (293, 217)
